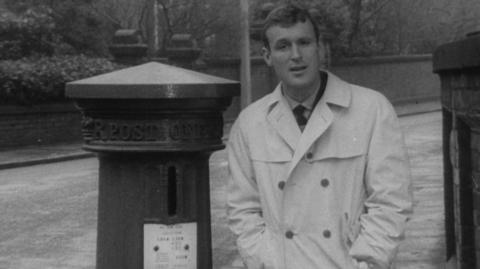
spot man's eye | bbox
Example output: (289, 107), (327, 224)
(274, 43), (289, 50)
(299, 39), (312, 46)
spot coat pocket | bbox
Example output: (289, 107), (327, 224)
(342, 212), (362, 249)
(238, 229), (280, 269)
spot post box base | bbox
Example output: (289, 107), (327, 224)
(95, 152), (213, 269)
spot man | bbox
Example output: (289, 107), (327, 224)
(226, 3), (413, 269)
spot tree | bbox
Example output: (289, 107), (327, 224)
(3, 0), (242, 58)
(365, 0), (480, 55)
(88, 0), (147, 30)
(4, 0), (114, 56)
(86, 0), (241, 57)
(156, 0), (240, 57)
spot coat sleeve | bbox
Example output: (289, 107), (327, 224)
(226, 119), (276, 269)
(349, 94), (414, 269)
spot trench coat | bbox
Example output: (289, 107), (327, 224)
(226, 72), (413, 269)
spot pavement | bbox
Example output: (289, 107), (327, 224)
(0, 99), (441, 171)
(0, 142), (93, 170)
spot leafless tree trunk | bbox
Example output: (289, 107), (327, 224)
(344, 0), (362, 49)
(146, 0), (159, 58)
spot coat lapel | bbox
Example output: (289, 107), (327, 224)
(287, 72), (352, 178)
(287, 101), (333, 177)
(266, 85), (301, 151)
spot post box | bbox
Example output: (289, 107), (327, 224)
(66, 62), (239, 269)
(434, 32), (480, 269)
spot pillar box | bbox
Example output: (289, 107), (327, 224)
(433, 32), (480, 269)
(66, 62), (239, 269)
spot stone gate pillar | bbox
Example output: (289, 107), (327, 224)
(434, 32), (480, 269)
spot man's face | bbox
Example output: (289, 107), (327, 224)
(263, 20), (322, 92)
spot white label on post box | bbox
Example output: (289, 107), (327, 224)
(144, 222), (196, 269)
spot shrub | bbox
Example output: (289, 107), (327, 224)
(0, 9), (68, 60)
(0, 55), (119, 105)
(2, 3), (112, 57)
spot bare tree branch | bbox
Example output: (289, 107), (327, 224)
(358, 0), (395, 27)
(138, 1), (148, 31)
(88, 2), (122, 28)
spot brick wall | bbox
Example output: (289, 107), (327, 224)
(0, 103), (82, 148)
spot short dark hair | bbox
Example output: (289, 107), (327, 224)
(262, 3), (320, 49)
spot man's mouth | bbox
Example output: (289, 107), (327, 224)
(290, 66), (307, 73)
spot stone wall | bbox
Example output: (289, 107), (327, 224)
(331, 54), (440, 104)
(0, 103), (82, 148)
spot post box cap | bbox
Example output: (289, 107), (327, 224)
(66, 62), (240, 99)
(433, 33), (480, 73)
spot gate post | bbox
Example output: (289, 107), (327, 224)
(434, 32), (480, 269)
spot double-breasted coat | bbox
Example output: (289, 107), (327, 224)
(226, 72), (413, 269)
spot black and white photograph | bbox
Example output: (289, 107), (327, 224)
(1, 0), (479, 268)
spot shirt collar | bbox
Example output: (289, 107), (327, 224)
(267, 70), (351, 112)
(283, 85), (318, 111)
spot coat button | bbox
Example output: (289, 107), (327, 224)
(320, 178), (329, 187)
(278, 181), (285, 190)
(285, 230), (294, 239)
(323, 229), (331, 238)
(305, 152), (313, 160)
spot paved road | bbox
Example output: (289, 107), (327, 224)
(0, 159), (98, 269)
(0, 111), (444, 269)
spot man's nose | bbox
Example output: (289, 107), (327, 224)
(290, 44), (301, 60)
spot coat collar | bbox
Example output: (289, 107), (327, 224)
(264, 71), (353, 177)
(265, 71), (351, 111)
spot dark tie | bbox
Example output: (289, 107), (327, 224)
(293, 105), (308, 127)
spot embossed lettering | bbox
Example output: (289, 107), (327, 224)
(90, 119), (219, 142)
(156, 124), (166, 140)
(120, 125), (131, 140)
(167, 122), (218, 140)
(133, 124), (144, 140)
(93, 120), (107, 141)
(169, 124), (181, 140)
(198, 124), (207, 137)
(145, 125), (157, 141)
(110, 123), (119, 140)
(183, 124), (193, 137)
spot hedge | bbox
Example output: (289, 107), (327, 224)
(0, 55), (119, 105)
(0, 9), (63, 60)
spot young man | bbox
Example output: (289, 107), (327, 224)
(227, 3), (413, 269)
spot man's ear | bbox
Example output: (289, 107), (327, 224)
(316, 39), (328, 69)
(262, 47), (272, 66)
